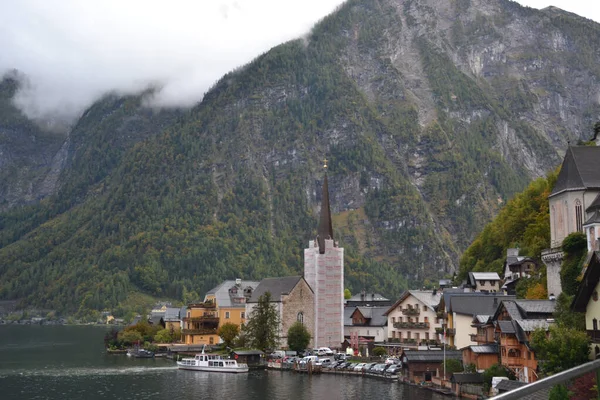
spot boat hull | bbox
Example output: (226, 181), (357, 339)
(177, 364), (249, 373)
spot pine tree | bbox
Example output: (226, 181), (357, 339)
(244, 292), (279, 351)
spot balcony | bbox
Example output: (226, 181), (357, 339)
(402, 308), (420, 316)
(183, 315), (219, 324)
(470, 333), (488, 343)
(587, 330), (600, 343)
(435, 327), (455, 336)
(182, 328), (218, 335)
(187, 302), (216, 309)
(394, 321), (430, 329)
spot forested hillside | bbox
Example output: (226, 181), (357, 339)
(1, 0), (600, 316)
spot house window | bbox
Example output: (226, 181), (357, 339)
(424, 317), (428, 323)
(407, 332), (411, 339)
(392, 331), (396, 338)
(367, 330), (370, 336)
(594, 318), (598, 332)
(241, 312), (245, 319)
(297, 312), (304, 324)
(392, 317), (396, 323)
(425, 332), (429, 340)
(423, 306), (428, 311)
(209, 337), (214, 344)
(415, 333), (420, 341)
(225, 311), (230, 319)
(575, 200), (583, 232)
(398, 331), (402, 339)
(398, 317), (403, 323)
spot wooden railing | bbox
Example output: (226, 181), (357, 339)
(402, 308), (420, 316)
(394, 321), (430, 329)
(182, 328), (218, 335)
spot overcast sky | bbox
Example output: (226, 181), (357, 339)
(0, 0), (598, 123)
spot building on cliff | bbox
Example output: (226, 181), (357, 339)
(304, 165), (344, 349)
(543, 146), (600, 297)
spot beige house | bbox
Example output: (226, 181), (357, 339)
(385, 290), (442, 347)
(572, 251), (600, 359)
(466, 272), (501, 293)
(245, 276), (314, 348)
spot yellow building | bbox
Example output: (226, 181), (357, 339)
(182, 279), (259, 346)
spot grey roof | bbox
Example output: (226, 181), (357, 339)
(347, 293), (389, 302)
(206, 279), (260, 308)
(496, 379), (527, 392)
(403, 350), (462, 363)
(164, 307), (181, 322)
(497, 320), (516, 334)
(470, 344), (498, 354)
(473, 315), (490, 324)
(344, 306), (388, 327)
(451, 373), (484, 384)
(587, 193), (600, 212)
(450, 294), (515, 316)
(248, 276), (304, 303)
(584, 209), (600, 226)
(409, 290), (442, 308)
(516, 319), (551, 332)
(550, 146), (600, 197)
(470, 272), (501, 280)
(515, 300), (556, 315)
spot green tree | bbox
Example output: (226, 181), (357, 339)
(373, 346), (387, 357)
(154, 328), (173, 343)
(344, 288), (351, 300)
(530, 325), (590, 375)
(118, 329), (143, 346)
(553, 293), (585, 331)
(287, 321), (311, 353)
(218, 322), (240, 348)
(244, 292), (279, 351)
(482, 364), (515, 392)
(561, 232), (587, 296)
(443, 358), (463, 377)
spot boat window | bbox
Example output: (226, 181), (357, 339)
(219, 362), (224, 367)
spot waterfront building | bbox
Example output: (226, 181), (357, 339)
(245, 276), (314, 348)
(344, 306), (388, 349)
(492, 299), (556, 383)
(462, 315), (499, 372)
(399, 349), (462, 382)
(438, 291), (514, 349)
(571, 251), (600, 358)
(182, 278), (259, 345)
(385, 290), (442, 347)
(163, 307), (183, 332)
(304, 167), (344, 349)
(543, 146), (600, 297)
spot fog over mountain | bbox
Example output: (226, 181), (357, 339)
(1, 0), (598, 123)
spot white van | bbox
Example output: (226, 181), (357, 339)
(317, 347), (334, 356)
(300, 355), (319, 365)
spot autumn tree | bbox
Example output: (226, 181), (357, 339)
(244, 292), (279, 351)
(287, 322), (311, 353)
(218, 322), (240, 348)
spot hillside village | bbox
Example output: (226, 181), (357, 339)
(88, 144), (600, 396)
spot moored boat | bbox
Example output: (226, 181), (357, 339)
(127, 348), (155, 358)
(177, 346), (248, 373)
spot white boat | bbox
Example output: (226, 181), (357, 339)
(177, 346), (249, 373)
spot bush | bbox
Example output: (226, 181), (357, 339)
(373, 347), (387, 357)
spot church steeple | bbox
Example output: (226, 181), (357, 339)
(317, 158), (334, 254)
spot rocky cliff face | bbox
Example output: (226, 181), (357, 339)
(1, 0), (599, 311)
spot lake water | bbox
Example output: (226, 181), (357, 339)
(0, 325), (446, 400)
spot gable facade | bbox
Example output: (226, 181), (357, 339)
(385, 290), (442, 347)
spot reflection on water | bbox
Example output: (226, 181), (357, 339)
(0, 325), (446, 400)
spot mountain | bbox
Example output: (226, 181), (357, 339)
(1, 0), (600, 314)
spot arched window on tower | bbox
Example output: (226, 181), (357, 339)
(297, 312), (304, 325)
(575, 199), (583, 232)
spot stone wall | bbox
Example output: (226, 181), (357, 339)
(280, 278), (315, 348)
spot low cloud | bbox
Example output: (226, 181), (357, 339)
(0, 0), (346, 122)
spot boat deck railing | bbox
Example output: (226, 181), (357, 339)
(490, 358), (600, 399)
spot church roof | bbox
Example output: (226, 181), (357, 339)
(587, 193), (600, 213)
(317, 174), (334, 254)
(248, 276), (307, 303)
(550, 146), (600, 197)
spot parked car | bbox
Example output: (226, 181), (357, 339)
(319, 357), (333, 367)
(335, 353), (348, 361)
(335, 362), (352, 370)
(385, 357), (398, 364)
(353, 363), (366, 372)
(371, 363), (387, 374)
(385, 365), (401, 375)
(362, 362), (377, 372)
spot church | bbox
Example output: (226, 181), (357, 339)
(543, 145), (600, 296)
(304, 162), (345, 349)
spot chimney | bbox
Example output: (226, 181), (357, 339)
(493, 297), (498, 307)
(433, 288), (437, 296)
(360, 290), (365, 301)
(371, 293), (375, 301)
(235, 278), (241, 286)
(549, 293), (556, 301)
